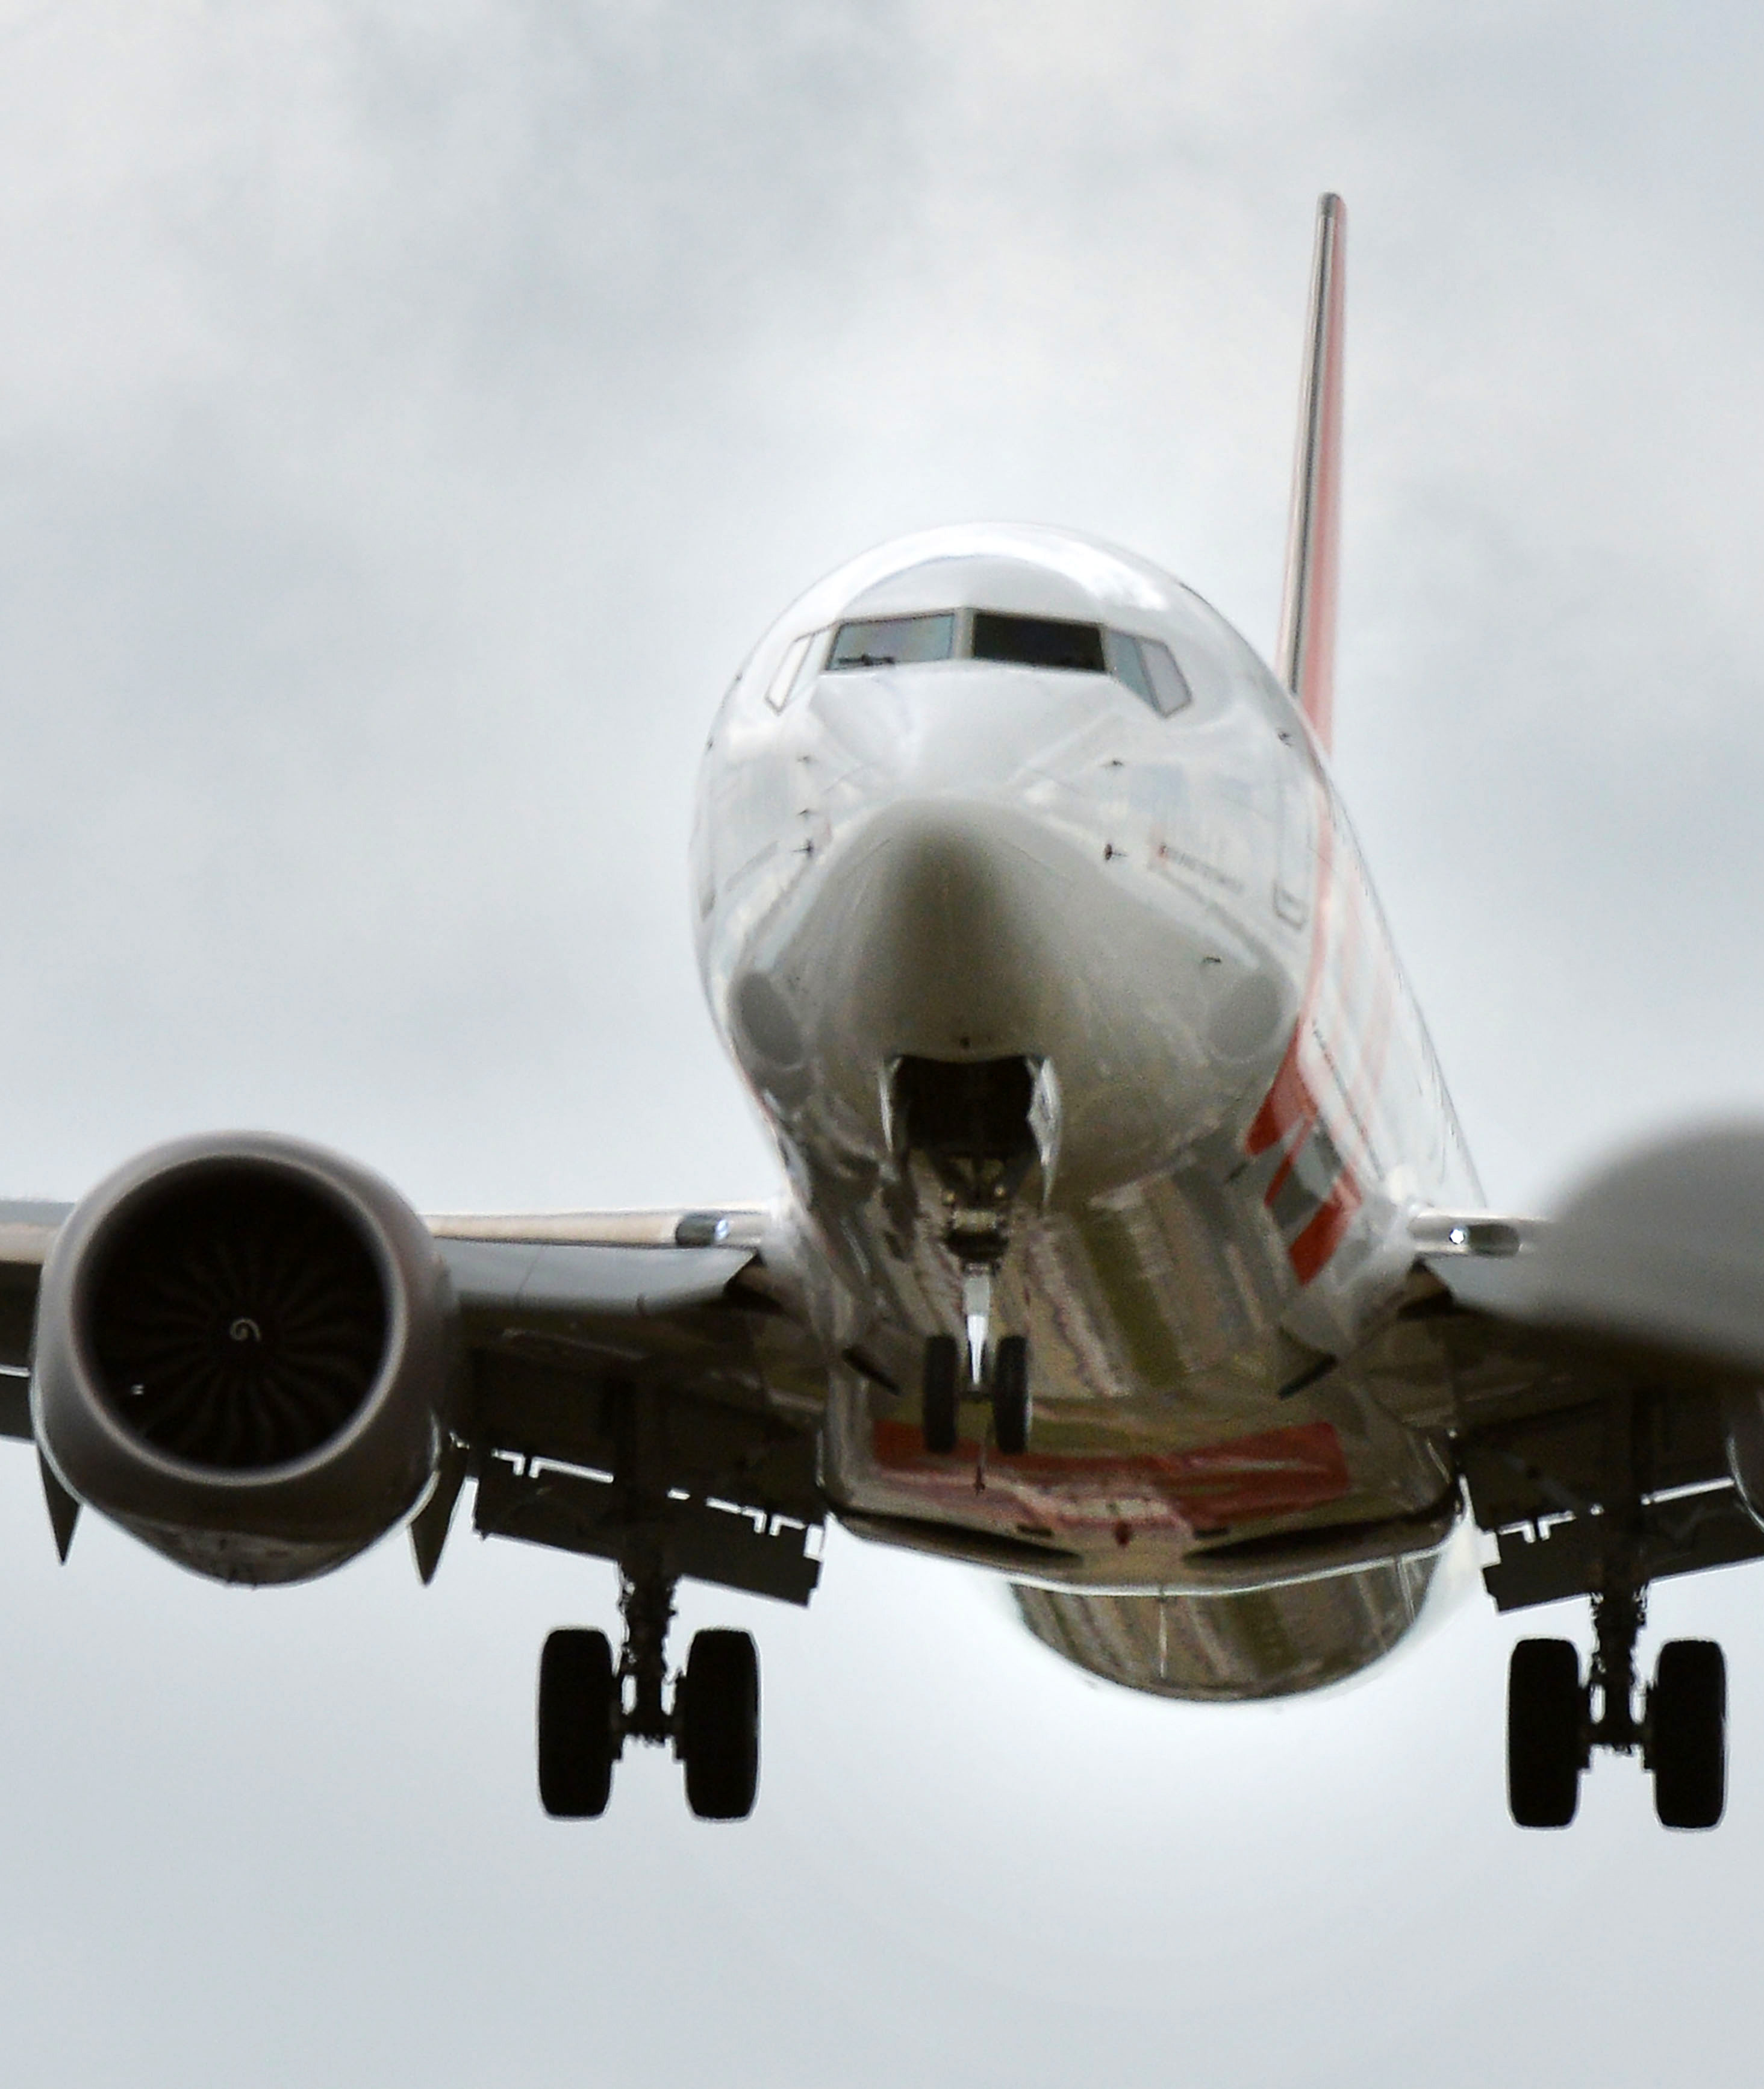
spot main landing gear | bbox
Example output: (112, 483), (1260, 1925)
(537, 1566), (760, 1822)
(1507, 1616), (1726, 1832)
(1505, 1392), (1727, 1829)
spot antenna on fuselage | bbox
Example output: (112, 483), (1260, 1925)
(1277, 193), (1346, 756)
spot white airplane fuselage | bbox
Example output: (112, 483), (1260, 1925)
(692, 524), (1482, 1697)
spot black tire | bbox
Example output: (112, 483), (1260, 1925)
(992, 1334), (1031, 1455)
(537, 1628), (617, 1819)
(922, 1334), (960, 1455)
(1507, 1638), (1584, 1829)
(1651, 1639), (1726, 1830)
(679, 1629), (760, 1821)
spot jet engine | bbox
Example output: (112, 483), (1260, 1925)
(32, 1134), (463, 1584)
(1530, 1123), (1764, 1375)
(1527, 1122), (1764, 1528)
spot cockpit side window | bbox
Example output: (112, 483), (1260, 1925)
(1103, 628), (1154, 705)
(828, 612), (956, 669)
(1103, 630), (1192, 716)
(764, 631), (815, 711)
(971, 611), (1105, 673)
(1138, 637), (1192, 717)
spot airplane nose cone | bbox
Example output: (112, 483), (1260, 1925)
(731, 790), (1259, 1199)
(820, 803), (1064, 1061)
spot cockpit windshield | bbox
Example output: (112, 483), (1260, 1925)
(826, 605), (1192, 718)
(827, 613), (956, 669)
(971, 611), (1104, 672)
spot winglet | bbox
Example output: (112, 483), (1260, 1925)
(1277, 193), (1347, 755)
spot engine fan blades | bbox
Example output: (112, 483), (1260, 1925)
(89, 1172), (387, 1470)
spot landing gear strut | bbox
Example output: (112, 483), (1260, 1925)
(1505, 1393), (1727, 1829)
(537, 1565), (761, 1822)
(891, 1056), (1046, 1458)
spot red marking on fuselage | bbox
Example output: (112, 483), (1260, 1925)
(1245, 757), (1393, 1285)
(1264, 1134), (1302, 1207)
(1329, 904), (1399, 1186)
(871, 1417), (1351, 1537)
(1248, 762), (1335, 1160)
(1289, 1169), (1364, 1284)
(1248, 1050), (1317, 1160)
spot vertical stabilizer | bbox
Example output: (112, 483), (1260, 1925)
(1277, 193), (1347, 754)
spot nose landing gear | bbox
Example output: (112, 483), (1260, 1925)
(537, 1566), (761, 1822)
(921, 1332), (961, 1455)
(992, 1333), (1031, 1455)
(918, 1310), (1032, 1457)
(889, 1057), (1050, 1460)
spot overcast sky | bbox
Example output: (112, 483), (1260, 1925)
(1, 4), (1762, 2084)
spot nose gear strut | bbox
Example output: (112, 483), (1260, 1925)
(963, 1267), (993, 1387)
(890, 1055), (1048, 1458)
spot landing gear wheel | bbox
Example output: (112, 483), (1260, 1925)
(537, 1628), (616, 1819)
(1650, 1639), (1726, 1829)
(991, 1334), (1031, 1454)
(921, 1334), (959, 1454)
(679, 1628), (760, 1821)
(1507, 1638), (1585, 1829)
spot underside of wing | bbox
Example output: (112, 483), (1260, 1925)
(0, 1201), (68, 1429)
(1354, 1258), (1764, 1614)
(431, 1210), (830, 1605)
(1349, 1126), (1764, 1617)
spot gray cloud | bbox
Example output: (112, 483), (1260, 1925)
(1, 3), (1762, 2082)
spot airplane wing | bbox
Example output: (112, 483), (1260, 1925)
(12, 1123), (1764, 1634)
(1335, 1124), (1764, 1616)
(0, 1202), (61, 1432)
(0, 1197), (831, 1604)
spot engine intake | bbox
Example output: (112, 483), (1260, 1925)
(34, 1135), (463, 1584)
(90, 1169), (388, 1470)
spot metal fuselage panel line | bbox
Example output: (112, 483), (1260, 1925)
(690, 525), (1480, 1698)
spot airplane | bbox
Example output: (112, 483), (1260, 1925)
(1, 192), (1757, 1834)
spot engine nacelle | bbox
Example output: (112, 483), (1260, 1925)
(1527, 1122), (1764, 1530)
(1531, 1122), (1764, 1374)
(33, 1134), (463, 1585)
